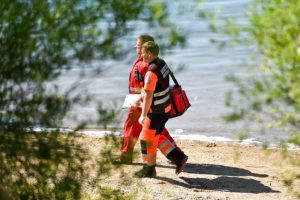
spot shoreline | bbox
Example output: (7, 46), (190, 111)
(31, 127), (300, 151)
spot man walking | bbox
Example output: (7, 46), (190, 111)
(134, 41), (188, 178)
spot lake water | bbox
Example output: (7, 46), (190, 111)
(54, 0), (291, 145)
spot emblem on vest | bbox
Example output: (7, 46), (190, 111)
(145, 74), (151, 84)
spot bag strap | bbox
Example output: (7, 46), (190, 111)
(169, 68), (180, 86)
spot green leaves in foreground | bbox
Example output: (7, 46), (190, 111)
(0, 0), (190, 198)
(216, 0), (300, 145)
(205, 0), (300, 197)
(0, 130), (133, 199)
(0, 131), (86, 199)
(0, 0), (187, 130)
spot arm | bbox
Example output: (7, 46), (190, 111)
(138, 89), (154, 125)
(142, 90), (154, 116)
(138, 71), (157, 125)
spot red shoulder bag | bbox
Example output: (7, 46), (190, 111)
(168, 70), (191, 118)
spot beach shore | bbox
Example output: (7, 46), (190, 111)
(80, 135), (300, 200)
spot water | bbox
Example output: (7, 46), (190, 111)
(54, 0), (290, 145)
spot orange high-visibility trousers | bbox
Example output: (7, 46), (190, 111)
(121, 108), (181, 156)
(140, 113), (170, 166)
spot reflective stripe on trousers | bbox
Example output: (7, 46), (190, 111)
(157, 138), (175, 157)
(141, 152), (157, 166)
(140, 113), (168, 166)
(140, 128), (159, 166)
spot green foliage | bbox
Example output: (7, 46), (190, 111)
(0, 0), (188, 198)
(0, 0), (186, 130)
(0, 130), (87, 199)
(204, 0), (300, 196)
(141, 1), (187, 51)
(209, 0), (300, 144)
(289, 134), (300, 146)
(0, 130), (133, 200)
(97, 103), (120, 130)
(98, 185), (137, 200)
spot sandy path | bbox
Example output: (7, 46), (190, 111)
(80, 137), (300, 200)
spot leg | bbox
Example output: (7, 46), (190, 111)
(157, 133), (176, 157)
(134, 114), (168, 178)
(161, 128), (182, 152)
(117, 108), (142, 164)
(134, 123), (159, 178)
(158, 132), (188, 175)
(167, 148), (188, 174)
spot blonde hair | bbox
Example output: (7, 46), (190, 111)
(142, 41), (159, 56)
(138, 35), (154, 44)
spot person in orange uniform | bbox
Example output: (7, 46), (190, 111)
(115, 35), (184, 164)
(134, 41), (188, 178)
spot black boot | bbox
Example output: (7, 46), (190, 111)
(133, 165), (156, 178)
(167, 149), (188, 174)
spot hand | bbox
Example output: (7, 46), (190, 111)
(138, 115), (146, 125)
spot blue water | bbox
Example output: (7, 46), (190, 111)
(54, 0), (290, 145)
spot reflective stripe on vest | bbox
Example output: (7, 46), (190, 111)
(153, 87), (170, 106)
(154, 94), (170, 106)
(129, 87), (142, 93)
(161, 64), (170, 78)
(154, 87), (169, 97)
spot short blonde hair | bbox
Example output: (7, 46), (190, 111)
(142, 41), (159, 56)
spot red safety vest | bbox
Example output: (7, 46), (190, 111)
(128, 56), (149, 94)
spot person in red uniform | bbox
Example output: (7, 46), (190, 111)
(134, 41), (188, 178)
(115, 35), (184, 164)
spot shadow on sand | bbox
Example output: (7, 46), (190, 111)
(155, 175), (279, 193)
(183, 163), (268, 177)
(153, 163), (278, 194)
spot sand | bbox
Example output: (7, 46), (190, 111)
(79, 136), (300, 200)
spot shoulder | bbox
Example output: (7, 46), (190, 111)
(138, 61), (149, 74)
(145, 71), (158, 88)
(133, 56), (143, 66)
(148, 63), (158, 72)
(148, 58), (163, 70)
(157, 57), (166, 65)
(133, 59), (142, 68)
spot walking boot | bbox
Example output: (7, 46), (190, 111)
(175, 154), (188, 174)
(167, 149), (188, 175)
(133, 165), (156, 178)
(167, 150), (187, 165)
(112, 151), (133, 164)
